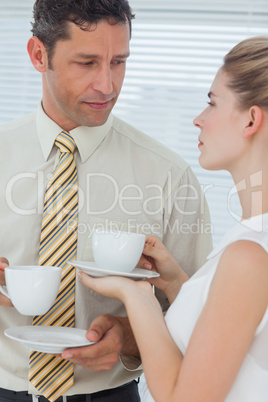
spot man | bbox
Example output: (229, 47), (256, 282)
(0, 0), (212, 401)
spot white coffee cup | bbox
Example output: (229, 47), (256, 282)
(0, 266), (62, 316)
(92, 229), (146, 273)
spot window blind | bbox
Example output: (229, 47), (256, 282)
(0, 1), (41, 122)
(1, 0), (268, 244)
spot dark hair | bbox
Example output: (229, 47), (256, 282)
(31, 0), (135, 63)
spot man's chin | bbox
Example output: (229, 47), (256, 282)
(77, 107), (113, 127)
(74, 114), (110, 128)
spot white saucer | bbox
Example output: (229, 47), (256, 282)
(4, 326), (95, 353)
(69, 261), (160, 279)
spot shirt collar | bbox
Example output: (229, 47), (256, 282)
(37, 101), (113, 163)
(207, 213), (268, 260)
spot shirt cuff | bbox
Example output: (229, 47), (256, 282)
(119, 353), (142, 371)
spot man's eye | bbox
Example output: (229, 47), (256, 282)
(112, 60), (125, 65)
(78, 62), (93, 66)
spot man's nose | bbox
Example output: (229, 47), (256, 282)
(92, 65), (113, 94)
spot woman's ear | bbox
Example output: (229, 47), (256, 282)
(27, 37), (48, 73)
(244, 105), (263, 138)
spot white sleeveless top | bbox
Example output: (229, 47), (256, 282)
(144, 214), (268, 401)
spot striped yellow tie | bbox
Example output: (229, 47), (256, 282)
(29, 131), (78, 401)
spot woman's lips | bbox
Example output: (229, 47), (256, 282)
(198, 137), (204, 148)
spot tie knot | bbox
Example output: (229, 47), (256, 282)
(55, 131), (76, 154)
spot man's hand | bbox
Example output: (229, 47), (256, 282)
(0, 257), (12, 306)
(61, 314), (140, 371)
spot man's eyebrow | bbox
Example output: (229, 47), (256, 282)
(115, 52), (130, 58)
(74, 52), (130, 59)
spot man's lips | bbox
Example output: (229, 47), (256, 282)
(83, 100), (112, 110)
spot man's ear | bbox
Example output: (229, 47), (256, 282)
(27, 36), (48, 72)
(244, 105), (263, 138)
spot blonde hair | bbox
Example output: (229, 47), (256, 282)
(222, 36), (268, 110)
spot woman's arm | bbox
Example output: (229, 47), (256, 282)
(133, 240), (268, 401)
(79, 240), (268, 401)
(78, 274), (184, 399)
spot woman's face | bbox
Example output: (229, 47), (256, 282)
(193, 69), (249, 173)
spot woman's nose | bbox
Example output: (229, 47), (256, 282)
(193, 107), (207, 128)
(193, 114), (201, 128)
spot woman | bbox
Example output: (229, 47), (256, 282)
(78, 37), (268, 401)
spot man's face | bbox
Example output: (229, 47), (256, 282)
(42, 20), (130, 131)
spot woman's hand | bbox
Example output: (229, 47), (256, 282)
(78, 271), (153, 306)
(139, 235), (188, 302)
(78, 235), (188, 304)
